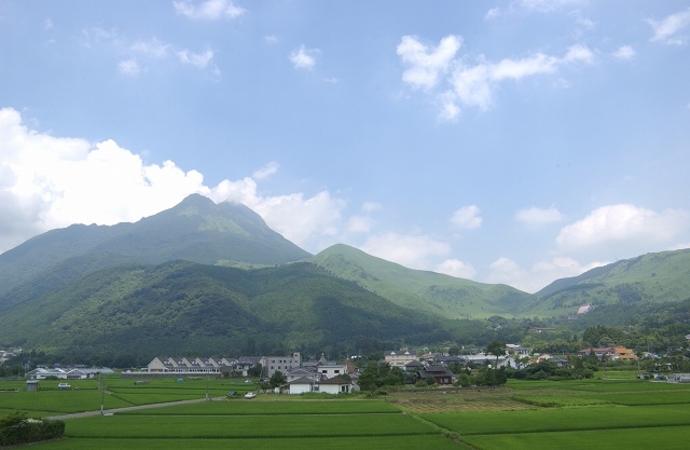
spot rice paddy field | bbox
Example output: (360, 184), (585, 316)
(2, 375), (690, 449)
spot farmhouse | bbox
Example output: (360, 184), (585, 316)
(415, 365), (454, 385)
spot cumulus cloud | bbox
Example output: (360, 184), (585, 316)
(556, 204), (690, 258)
(289, 45), (319, 70)
(397, 35), (462, 90)
(173, 0), (246, 20)
(613, 45), (635, 60)
(487, 255), (607, 293)
(450, 205), (482, 230)
(648, 8), (690, 45)
(347, 216), (375, 234)
(362, 232), (451, 271)
(444, 44), (594, 115)
(515, 206), (563, 227)
(177, 49), (214, 68)
(435, 259), (477, 279)
(0, 107), (348, 255)
(398, 34), (595, 120)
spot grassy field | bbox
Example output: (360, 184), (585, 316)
(3, 375), (690, 449)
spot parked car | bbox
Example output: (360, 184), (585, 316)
(57, 383), (71, 390)
(226, 391), (237, 397)
(244, 392), (256, 399)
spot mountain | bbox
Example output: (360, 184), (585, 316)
(310, 244), (533, 319)
(0, 261), (456, 358)
(0, 194), (310, 310)
(529, 248), (690, 316)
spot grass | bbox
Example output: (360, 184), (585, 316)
(63, 414), (436, 439)
(462, 426), (690, 450)
(122, 398), (399, 415)
(29, 435), (466, 450)
(5, 375), (690, 450)
(423, 404), (690, 435)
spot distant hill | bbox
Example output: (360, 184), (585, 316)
(0, 261), (455, 358)
(529, 248), (690, 316)
(310, 244), (533, 319)
(0, 194), (310, 310)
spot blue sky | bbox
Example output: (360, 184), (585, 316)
(1, 0), (690, 292)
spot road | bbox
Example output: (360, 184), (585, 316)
(46, 396), (225, 420)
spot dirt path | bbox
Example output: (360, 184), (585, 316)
(46, 396), (225, 420)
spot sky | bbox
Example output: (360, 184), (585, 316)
(1, 0), (690, 293)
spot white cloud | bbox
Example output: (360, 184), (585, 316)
(519, 0), (587, 13)
(177, 49), (214, 68)
(347, 215), (374, 234)
(613, 45), (635, 60)
(131, 38), (171, 58)
(397, 35), (462, 90)
(210, 180), (345, 249)
(173, 0), (246, 20)
(362, 202), (381, 213)
(252, 161), (279, 180)
(487, 257), (528, 288)
(488, 256), (607, 293)
(289, 45), (319, 70)
(649, 8), (690, 45)
(450, 205), (482, 230)
(485, 8), (500, 20)
(362, 232), (450, 271)
(556, 204), (690, 256)
(515, 206), (563, 227)
(264, 35), (279, 45)
(118, 59), (141, 76)
(0, 107), (348, 255)
(435, 259), (477, 279)
(447, 45), (593, 112)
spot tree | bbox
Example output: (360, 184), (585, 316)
(486, 340), (506, 368)
(269, 370), (286, 389)
(247, 363), (262, 378)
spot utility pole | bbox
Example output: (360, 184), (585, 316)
(99, 372), (105, 415)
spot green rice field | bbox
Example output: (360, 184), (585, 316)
(3, 375), (690, 449)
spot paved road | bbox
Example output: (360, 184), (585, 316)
(46, 396), (225, 420)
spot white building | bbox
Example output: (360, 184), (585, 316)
(384, 350), (418, 368)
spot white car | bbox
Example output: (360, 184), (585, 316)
(244, 392), (256, 399)
(57, 383), (71, 390)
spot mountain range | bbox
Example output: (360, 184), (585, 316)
(0, 194), (688, 359)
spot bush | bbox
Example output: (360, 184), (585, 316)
(0, 412), (65, 447)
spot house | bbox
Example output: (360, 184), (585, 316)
(384, 350), (418, 368)
(415, 365), (454, 385)
(403, 360), (425, 373)
(505, 344), (529, 356)
(318, 376), (353, 394)
(285, 366), (319, 383)
(235, 356), (262, 377)
(578, 346), (637, 361)
(288, 376), (316, 395)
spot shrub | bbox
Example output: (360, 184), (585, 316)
(0, 412), (65, 446)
